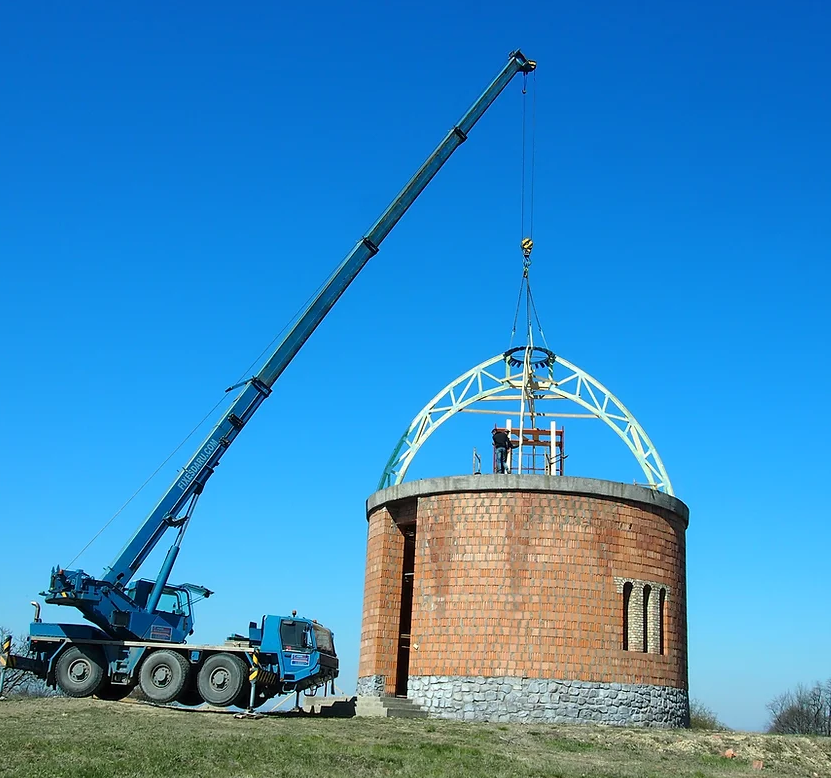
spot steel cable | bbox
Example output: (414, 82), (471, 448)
(67, 277), (331, 568)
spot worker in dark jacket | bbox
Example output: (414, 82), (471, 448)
(492, 428), (516, 474)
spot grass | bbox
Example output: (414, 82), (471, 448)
(1, 697), (830, 778)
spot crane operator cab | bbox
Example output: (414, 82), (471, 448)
(125, 579), (213, 639)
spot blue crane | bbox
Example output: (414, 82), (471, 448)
(1, 50), (536, 707)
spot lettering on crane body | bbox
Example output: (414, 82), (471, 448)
(150, 625), (173, 641)
(176, 438), (219, 491)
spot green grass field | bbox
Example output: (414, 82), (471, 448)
(1, 697), (829, 778)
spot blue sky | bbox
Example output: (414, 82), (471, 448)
(1, 2), (828, 731)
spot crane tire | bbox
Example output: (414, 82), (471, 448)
(197, 652), (248, 707)
(139, 649), (190, 704)
(55, 645), (107, 698)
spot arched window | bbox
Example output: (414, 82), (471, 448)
(659, 588), (666, 655)
(616, 577), (670, 654)
(622, 581), (633, 650)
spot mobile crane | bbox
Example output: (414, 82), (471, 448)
(0, 50), (536, 708)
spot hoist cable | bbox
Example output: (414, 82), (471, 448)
(519, 71), (537, 244)
(512, 73), (539, 348)
(530, 70), (537, 240)
(520, 76), (527, 243)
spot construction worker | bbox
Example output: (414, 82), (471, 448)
(492, 428), (517, 474)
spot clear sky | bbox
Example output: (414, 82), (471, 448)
(1, 2), (828, 732)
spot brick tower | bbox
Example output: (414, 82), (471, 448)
(357, 474), (689, 726)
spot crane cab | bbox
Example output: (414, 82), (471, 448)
(124, 580), (212, 641)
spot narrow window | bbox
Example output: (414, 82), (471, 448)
(659, 588), (666, 655)
(642, 585), (651, 653)
(622, 581), (632, 650)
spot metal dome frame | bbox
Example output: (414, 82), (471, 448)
(379, 350), (674, 495)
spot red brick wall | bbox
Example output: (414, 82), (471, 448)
(357, 500), (411, 694)
(359, 488), (687, 691)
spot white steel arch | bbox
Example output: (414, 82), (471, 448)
(379, 350), (674, 495)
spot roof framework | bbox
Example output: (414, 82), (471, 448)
(379, 349), (673, 495)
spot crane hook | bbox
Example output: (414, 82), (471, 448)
(521, 237), (533, 260)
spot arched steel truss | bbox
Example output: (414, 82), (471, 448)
(379, 350), (674, 495)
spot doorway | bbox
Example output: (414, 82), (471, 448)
(394, 527), (416, 697)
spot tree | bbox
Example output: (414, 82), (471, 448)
(0, 628), (57, 698)
(689, 698), (728, 730)
(767, 680), (831, 736)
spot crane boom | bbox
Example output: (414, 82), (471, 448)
(45, 50), (536, 639)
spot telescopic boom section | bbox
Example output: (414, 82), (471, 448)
(101, 50), (536, 594)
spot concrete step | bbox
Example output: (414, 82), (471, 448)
(356, 695), (428, 718)
(300, 695), (356, 717)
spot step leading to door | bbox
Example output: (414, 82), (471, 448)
(356, 695), (428, 718)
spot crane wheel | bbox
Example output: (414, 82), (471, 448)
(196, 653), (248, 707)
(55, 646), (107, 698)
(139, 650), (190, 704)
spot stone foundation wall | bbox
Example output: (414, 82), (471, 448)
(407, 675), (689, 727)
(356, 675), (386, 697)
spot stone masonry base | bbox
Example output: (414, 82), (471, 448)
(404, 675), (690, 727)
(356, 675), (386, 697)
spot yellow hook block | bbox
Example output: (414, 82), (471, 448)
(521, 237), (534, 259)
